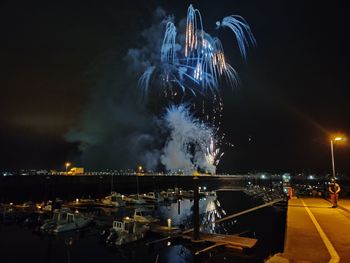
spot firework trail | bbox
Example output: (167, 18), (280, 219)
(139, 4), (255, 97)
(205, 137), (224, 169)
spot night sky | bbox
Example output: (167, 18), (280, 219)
(1, 0), (349, 174)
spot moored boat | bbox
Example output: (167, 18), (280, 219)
(101, 192), (126, 207)
(124, 194), (146, 205)
(142, 192), (164, 203)
(105, 217), (149, 246)
(40, 208), (92, 233)
(133, 207), (159, 224)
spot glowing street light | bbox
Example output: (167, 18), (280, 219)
(330, 135), (345, 180)
(65, 162), (71, 174)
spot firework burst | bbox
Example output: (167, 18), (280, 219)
(135, 5), (255, 174)
(139, 4), (255, 97)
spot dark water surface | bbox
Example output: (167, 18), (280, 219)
(0, 190), (286, 263)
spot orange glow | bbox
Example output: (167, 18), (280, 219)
(330, 134), (346, 142)
(193, 170), (200, 176)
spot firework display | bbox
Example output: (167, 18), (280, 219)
(139, 4), (255, 96)
(139, 4), (254, 174)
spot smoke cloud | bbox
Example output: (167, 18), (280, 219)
(65, 8), (169, 170)
(65, 7), (222, 174)
(160, 104), (215, 174)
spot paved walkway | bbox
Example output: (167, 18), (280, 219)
(337, 199), (350, 213)
(277, 197), (350, 263)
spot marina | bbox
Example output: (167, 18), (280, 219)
(2, 1), (350, 262)
(0, 175), (288, 262)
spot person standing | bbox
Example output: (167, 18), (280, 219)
(329, 179), (341, 208)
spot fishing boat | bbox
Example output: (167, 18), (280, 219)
(106, 217), (149, 246)
(101, 192), (126, 207)
(124, 194), (146, 205)
(133, 208), (159, 224)
(142, 192), (164, 203)
(40, 208), (92, 233)
(52, 211), (92, 233)
(40, 207), (71, 232)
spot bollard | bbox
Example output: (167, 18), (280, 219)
(167, 218), (172, 230)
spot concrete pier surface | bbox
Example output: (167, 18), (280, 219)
(269, 197), (350, 263)
(337, 199), (350, 213)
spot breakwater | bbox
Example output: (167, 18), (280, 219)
(0, 174), (272, 202)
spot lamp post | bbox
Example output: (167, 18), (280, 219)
(65, 162), (71, 174)
(330, 137), (343, 180)
(136, 165), (142, 197)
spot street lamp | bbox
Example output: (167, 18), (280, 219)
(65, 162), (71, 174)
(330, 136), (344, 180)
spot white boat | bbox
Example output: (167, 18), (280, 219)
(160, 189), (177, 202)
(53, 211), (92, 233)
(142, 192), (164, 203)
(40, 208), (71, 232)
(40, 208), (92, 233)
(133, 208), (159, 224)
(106, 217), (149, 246)
(101, 192), (125, 207)
(124, 195), (146, 205)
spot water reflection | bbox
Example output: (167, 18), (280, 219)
(158, 245), (194, 263)
(155, 195), (223, 228)
(45, 230), (81, 263)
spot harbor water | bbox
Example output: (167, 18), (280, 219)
(0, 188), (287, 263)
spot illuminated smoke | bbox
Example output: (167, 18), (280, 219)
(67, 5), (254, 172)
(136, 5), (255, 174)
(161, 104), (218, 174)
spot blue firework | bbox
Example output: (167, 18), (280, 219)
(138, 4), (256, 97)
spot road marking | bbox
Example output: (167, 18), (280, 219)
(301, 199), (340, 263)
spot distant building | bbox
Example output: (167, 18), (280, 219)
(67, 167), (84, 175)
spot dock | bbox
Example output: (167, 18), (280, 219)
(149, 225), (182, 236)
(181, 232), (257, 255)
(270, 197), (350, 262)
(149, 199), (284, 255)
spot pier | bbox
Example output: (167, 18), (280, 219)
(275, 197), (350, 262)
